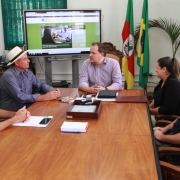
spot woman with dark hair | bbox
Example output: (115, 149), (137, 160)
(42, 28), (54, 43)
(149, 56), (180, 116)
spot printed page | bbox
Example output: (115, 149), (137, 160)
(13, 116), (53, 127)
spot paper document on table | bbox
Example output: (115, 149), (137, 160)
(13, 116), (53, 127)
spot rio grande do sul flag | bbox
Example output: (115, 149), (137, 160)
(122, 0), (134, 89)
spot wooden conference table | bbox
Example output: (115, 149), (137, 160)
(0, 89), (161, 180)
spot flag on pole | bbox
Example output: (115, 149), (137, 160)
(122, 0), (134, 89)
(137, 0), (149, 88)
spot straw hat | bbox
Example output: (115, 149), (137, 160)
(7, 46), (29, 66)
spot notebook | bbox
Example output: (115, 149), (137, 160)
(97, 90), (117, 98)
(95, 90), (118, 101)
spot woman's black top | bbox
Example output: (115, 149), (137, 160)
(154, 74), (180, 115)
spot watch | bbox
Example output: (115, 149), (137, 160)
(105, 87), (108, 90)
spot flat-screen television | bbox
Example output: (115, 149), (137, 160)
(23, 9), (101, 57)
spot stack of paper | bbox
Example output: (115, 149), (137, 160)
(61, 121), (88, 132)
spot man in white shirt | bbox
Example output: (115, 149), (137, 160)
(60, 27), (71, 42)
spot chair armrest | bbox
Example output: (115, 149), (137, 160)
(155, 114), (179, 121)
(158, 146), (180, 164)
(155, 120), (172, 127)
(160, 160), (180, 175)
(158, 146), (180, 155)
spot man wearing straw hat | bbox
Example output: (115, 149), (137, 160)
(0, 46), (61, 111)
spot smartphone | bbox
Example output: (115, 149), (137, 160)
(39, 118), (52, 125)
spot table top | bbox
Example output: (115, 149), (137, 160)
(0, 89), (161, 180)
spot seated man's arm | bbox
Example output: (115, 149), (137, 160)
(37, 88), (61, 101)
(33, 75), (61, 101)
(0, 106), (30, 131)
(154, 119), (175, 133)
(0, 109), (16, 119)
(109, 60), (123, 90)
(154, 119), (180, 144)
(78, 60), (93, 93)
(105, 84), (118, 90)
(155, 132), (180, 145)
(79, 84), (92, 93)
(32, 74), (54, 93)
(80, 84), (102, 94)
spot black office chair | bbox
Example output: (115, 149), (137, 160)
(155, 114), (179, 121)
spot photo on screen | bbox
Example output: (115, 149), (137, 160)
(41, 25), (72, 49)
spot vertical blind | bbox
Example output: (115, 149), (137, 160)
(1, 0), (67, 50)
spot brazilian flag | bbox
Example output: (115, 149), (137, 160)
(137, 0), (150, 88)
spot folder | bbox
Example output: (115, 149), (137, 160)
(116, 96), (148, 103)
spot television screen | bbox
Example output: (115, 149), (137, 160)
(23, 9), (101, 57)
